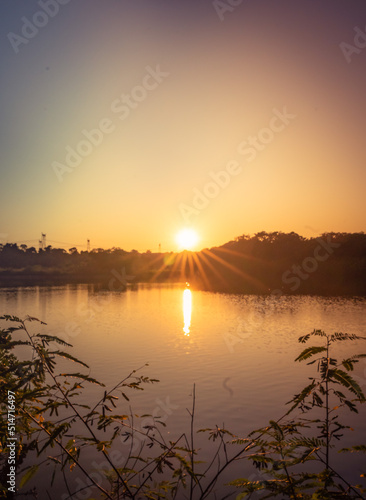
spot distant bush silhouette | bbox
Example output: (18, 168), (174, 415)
(1, 232), (365, 294)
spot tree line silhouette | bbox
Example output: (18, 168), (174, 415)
(0, 232), (365, 295)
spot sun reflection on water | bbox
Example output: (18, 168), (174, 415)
(183, 286), (192, 335)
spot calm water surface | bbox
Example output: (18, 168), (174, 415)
(1, 284), (366, 497)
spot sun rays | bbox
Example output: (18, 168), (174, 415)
(142, 244), (267, 294)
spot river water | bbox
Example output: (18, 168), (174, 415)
(1, 284), (366, 498)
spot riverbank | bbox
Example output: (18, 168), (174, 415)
(1, 232), (365, 295)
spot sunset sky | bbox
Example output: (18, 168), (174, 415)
(1, 0), (365, 252)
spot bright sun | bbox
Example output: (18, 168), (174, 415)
(176, 228), (199, 250)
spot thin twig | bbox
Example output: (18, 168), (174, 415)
(21, 320), (135, 499)
(190, 383), (196, 500)
(21, 407), (114, 500)
(133, 433), (187, 497)
(314, 451), (365, 500)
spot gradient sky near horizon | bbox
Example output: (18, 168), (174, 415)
(1, 0), (366, 252)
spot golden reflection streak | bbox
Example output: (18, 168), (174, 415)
(183, 287), (192, 336)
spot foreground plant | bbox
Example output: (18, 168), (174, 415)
(0, 315), (239, 499)
(230, 329), (366, 499)
(1, 318), (365, 499)
(0, 315), (166, 499)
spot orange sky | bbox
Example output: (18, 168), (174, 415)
(1, 1), (366, 252)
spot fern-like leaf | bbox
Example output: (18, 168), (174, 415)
(329, 368), (366, 401)
(295, 346), (327, 362)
